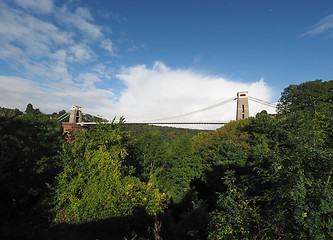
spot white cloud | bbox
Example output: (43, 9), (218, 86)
(92, 64), (112, 80)
(127, 44), (148, 52)
(77, 73), (102, 89)
(0, 4), (72, 46)
(57, 6), (104, 40)
(0, 1), (119, 116)
(0, 43), (23, 60)
(92, 64), (106, 75)
(301, 14), (333, 37)
(101, 39), (117, 56)
(0, 1), (115, 65)
(0, 76), (54, 111)
(14, 0), (54, 14)
(0, 2), (72, 68)
(0, 1), (116, 88)
(98, 10), (128, 23)
(69, 43), (96, 62)
(112, 62), (275, 129)
(0, 75), (115, 115)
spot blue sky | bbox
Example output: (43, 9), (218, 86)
(0, 0), (332, 127)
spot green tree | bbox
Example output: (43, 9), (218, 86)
(200, 112), (279, 239)
(133, 130), (167, 181)
(271, 80), (333, 238)
(157, 135), (203, 204)
(277, 79), (333, 117)
(52, 123), (166, 224)
(204, 80), (333, 239)
(208, 171), (260, 240)
(25, 103), (41, 115)
(193, 120), (249, 170)
(0, 107), (23, 117)
(0, 112), (64, 235)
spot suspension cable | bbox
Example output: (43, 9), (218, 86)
(74, 95), (275, 124)
(148, 97), (237, 122)
(57, 112), (69, 120)
(248, 96), (276, 108)
(81, 110), (112, 122)
(249, 99), (276, 108)
(57, 112), (70, 121)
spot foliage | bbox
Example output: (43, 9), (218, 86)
(277, 79), (333, 116)
(0, 106), (23, 117)
(25, 103), (42, 115)
(0, 112), (64, 235)
(203, 79), (333, 239)
(156, 135), (203, 204)
(132, 129), (167, 181)
(193, 120), (250, 170)
(208, 171), (260, 240)
(271, 80), (333, 238)
(52, 123), (166, 224)
(123, 124), (206, 143)
(125, 126), (206, 205)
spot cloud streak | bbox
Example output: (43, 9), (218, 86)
(301, 14), (333, 37)
(14, 0), (54, 14)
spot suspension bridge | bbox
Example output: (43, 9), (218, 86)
(59, 92), (276, 127)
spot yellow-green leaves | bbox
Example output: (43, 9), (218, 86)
(52, 124), (165, 224)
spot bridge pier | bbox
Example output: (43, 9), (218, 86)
(62, 106), (83, 138)
(236, 91), (249, 120)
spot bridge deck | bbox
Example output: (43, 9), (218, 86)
(78, 121), (227, 126)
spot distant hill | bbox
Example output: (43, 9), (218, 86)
(121, 124), (208, 142)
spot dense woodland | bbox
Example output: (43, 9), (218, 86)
(0, 79), (332, 239)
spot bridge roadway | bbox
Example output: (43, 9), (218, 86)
(77, 121), (227, 126)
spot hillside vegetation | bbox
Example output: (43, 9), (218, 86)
(0, 79), (332, 239)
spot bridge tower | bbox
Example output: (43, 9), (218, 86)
(236, 91), (249, 120)
(69, 106), (83, 123)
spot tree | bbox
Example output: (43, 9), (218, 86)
(271, 80), (333, 238)
(52, 123), (166, 224)
(198, 112), (279, 239)
(0, 112), (64, 236)
(193, 120), (250, 170)
(277, 79), (333, 116)
(132, 130), (167, 181)
(204, 80), (333, 239)
(157, 135), (203, 204)
(25, 103), (41, 115)
(208, 171), (260, 240)
(0, 107), (23, 117)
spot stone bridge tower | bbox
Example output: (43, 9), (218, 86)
(236, 91), (249, 120)
(69, 106), (82, 123)
(62, 106), (83, 139)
